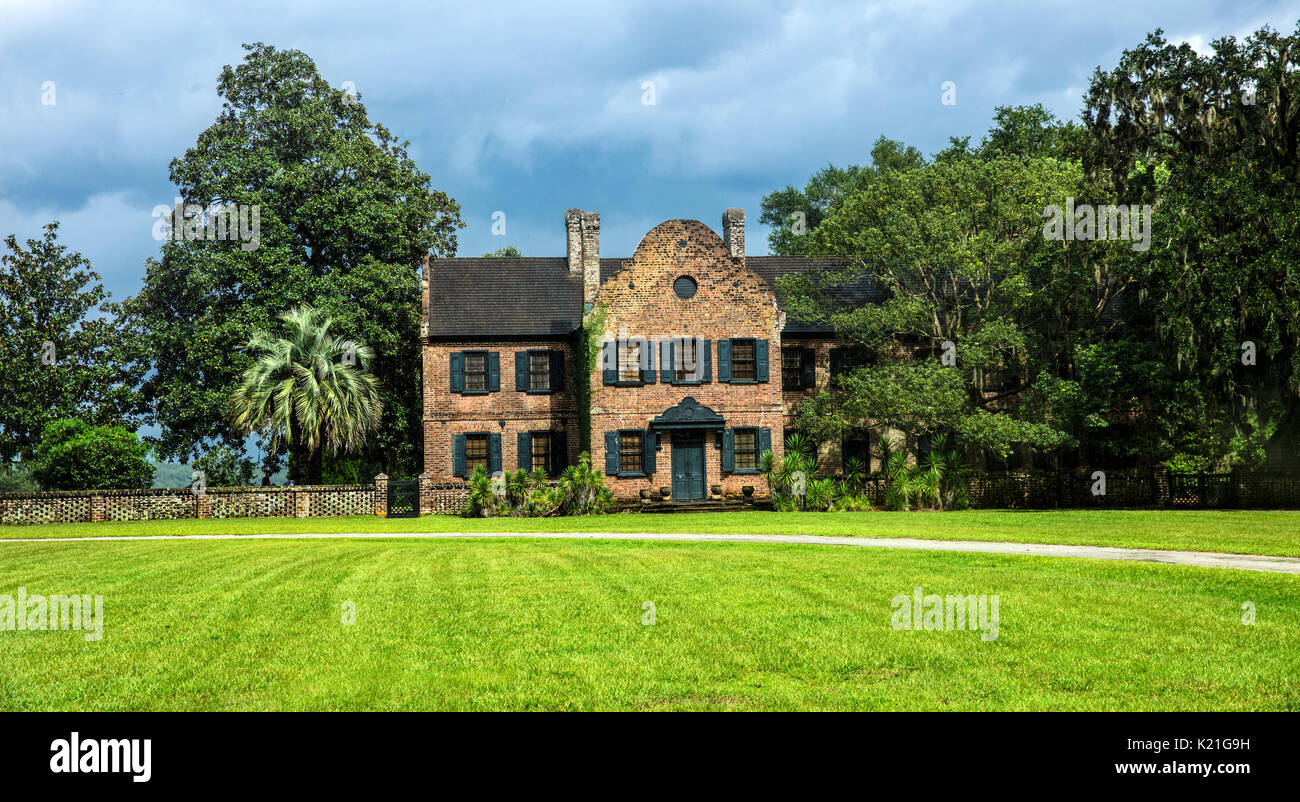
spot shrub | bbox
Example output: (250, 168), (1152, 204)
(30, 419), (154, 490)
(460, 452), (612, 518)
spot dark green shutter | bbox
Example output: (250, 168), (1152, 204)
(488, 432), (502, 474)
(701, 339), (712, 383)
(487, 352), (500, 392)
(829, 347), (842, 385)
(643, 430), (657, 474)
(549, 350), (564, 392)
(640, 339), (655, 384)
(717, 339), (732, 382)
(604, 431), (619, 475)
(800, 348), (815, 389)
(450, 352), (465, 393)
(517, 431), (531, 471)
(551, 430), (567, 473)
(722, 428), (735, 472)
(755, 339), (769, 382)
(453, 434), (467, 477)
(758, 428), (772, 459)
(660, 339), (674, 383)
(515, 351), (529, 392)
(602, 341), (617, 384)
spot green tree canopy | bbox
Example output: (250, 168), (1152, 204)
(784, 154), (1089, 457)
(116, 42), (463, 476)
(0, 223), (142, 462)
(1082, 23), (1300, 468)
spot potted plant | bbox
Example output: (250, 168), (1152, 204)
(710, 484), (723, 497)
(639, 488), (652, 500)
(659, 486), (671, 499)
(741, 485), (755, 497)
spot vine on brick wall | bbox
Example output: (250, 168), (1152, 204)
(576, 301), (608, 454)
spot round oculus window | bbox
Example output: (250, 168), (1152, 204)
(673, 275), (698, 299)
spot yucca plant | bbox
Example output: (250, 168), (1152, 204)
(556, 452), (614, 515)
(841, 456), (866, 495)
(461, 464), (504, 517)
(761, 434), (819, 510)
(229, 305), (381, 485)
(883, 449), (913, 511)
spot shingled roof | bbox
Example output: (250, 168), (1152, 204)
(425, 257), (582, 337)
(425, 254), (880, 337)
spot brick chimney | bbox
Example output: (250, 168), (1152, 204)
(566, 208), (601, 310)
(722, 208), (745, 258)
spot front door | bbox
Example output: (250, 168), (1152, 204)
(671, 434), (706, 500)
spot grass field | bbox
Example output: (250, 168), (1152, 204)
(6, 508), (1300, 556)
(1, 536), (1297, 711)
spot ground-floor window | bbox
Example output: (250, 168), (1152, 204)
(531, 431), (551, 474)
(842, 428), (871, 473)
(734, 428), (758, 471)
(465, 433), (489, 473)
(619, 431), (644, 474)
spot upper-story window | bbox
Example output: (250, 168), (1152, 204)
(602, 340), (655, 386)
(782, 347), (815, 390)
(718, 338), (768, 383)
(515, 349), (564, 394)
(618, 342), (641, 382)
(731, 339), (756, 381)
(464, 351), (488, 391)
(529, 352), (550, 390)
(675, 338), (698, 383)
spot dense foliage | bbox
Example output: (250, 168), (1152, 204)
(115, 42), (462, 478)
(0, 224), (142, 462)
(30, 419), (155, 491)
(765, 21), (1300, 473)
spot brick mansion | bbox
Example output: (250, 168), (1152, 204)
(421, 208), (881, 501)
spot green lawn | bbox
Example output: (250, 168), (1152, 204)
(6, 508), (1300, 556)
(0, 537), (1295, 710)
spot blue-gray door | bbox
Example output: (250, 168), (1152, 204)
(671, 434), (706, 500)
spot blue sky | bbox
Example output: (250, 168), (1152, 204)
(2, 0), (1298, 304)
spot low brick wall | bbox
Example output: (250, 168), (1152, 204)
(1, 483), (382, 526)
(419, 476), (470, 515)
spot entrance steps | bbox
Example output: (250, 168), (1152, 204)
(622, 498), (769, 513)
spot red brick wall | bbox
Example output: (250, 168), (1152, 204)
(590, 219), (785, 498)
(422, 338), (580, 481)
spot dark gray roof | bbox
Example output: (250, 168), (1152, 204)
(425, 257), (582, 337)
(427, 255), (878, 338)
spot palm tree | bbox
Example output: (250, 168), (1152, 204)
(229, 305), (382, 485)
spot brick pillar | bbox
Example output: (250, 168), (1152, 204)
(418, 472), (433, 516)
(294, 489), (310, 518)
(374, 473), (389, 517)
(195, 493), (213, 518)
(90, 495), (105, 523)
